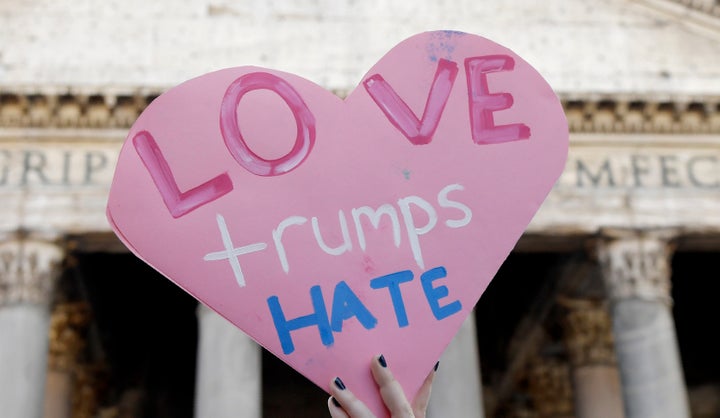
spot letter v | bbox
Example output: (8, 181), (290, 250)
(363, 59), (458, 145)
(133, 130), (233, 218)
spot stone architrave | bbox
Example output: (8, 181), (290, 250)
(194, 304), (261, 418)
(427, 314), (485, 418)
(0, 238), (64, 418)
(560, 297), (624, 418)
(597, 231), (690, 418)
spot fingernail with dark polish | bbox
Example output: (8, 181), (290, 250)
(378, 354), (387, 368)
(334, 377), (346, 390)
(331, 397), (341, 408)
(434, 361), (440, 371)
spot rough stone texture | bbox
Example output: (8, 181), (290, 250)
(0, 133), (119, 234)
(572, 366), (625, 418)
(0, 304), (52, 418)
(530, 134), (720, 235)
(597, 233), (690, 418)
(427, 315), (485, 418)
(194, 304), (261, 418)
(43, 370), (72, 418)
(1, 0), (720, 96)
(610, 300), (690, 418)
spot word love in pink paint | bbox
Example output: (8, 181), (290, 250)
(133, 55), (529, 220)
(107, 31), (568, 418)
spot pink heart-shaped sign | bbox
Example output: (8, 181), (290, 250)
(107, 31), (567, 416)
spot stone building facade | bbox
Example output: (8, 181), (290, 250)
(1, 0), (720, 417)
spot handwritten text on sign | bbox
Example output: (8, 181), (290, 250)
(107, 31), (568, 417)
(133, 55), (528, 354)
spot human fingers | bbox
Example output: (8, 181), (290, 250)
(411, 362), (438, 418)
(370, 355), (415, 418)
(328, 396), (350, 418)
(329, 377), (376, 418)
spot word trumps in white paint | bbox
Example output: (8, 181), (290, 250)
(272, 183), (472, 272)
(203, 183), (472, 288)
(203, 214), (268, 287)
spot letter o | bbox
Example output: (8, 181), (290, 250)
(220, 72), (316, 176)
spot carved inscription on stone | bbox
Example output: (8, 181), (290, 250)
(573, 154), (719, 189)
(2, 139), (718, 194)
(0, 146), (118, 188)
(557, 139), (720, 190)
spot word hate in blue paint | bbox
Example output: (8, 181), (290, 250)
(267, 266), (462, 354)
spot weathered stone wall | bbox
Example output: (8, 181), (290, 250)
(1, 0), (720, 95)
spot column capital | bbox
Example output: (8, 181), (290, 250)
(0, 238), (65, 306)
(595, 229), (676, 304)
(558, 297), (616, 367)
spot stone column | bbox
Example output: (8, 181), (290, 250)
(0, 238), (64, 418)
(527, 358), (574, 418)
(560, 298), (624, 418)
(597, 232), (690, 418)
(427, 314), (485, 418)
(194, 304), (261, 418)
(44, 302), (91, 418)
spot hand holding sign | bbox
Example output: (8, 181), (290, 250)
(107, 31), (568, 417)
(328, 355), (436, 418)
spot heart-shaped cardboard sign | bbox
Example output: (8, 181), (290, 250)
(107, 31), (567, 416)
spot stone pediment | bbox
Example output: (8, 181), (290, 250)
(1, 0), (720, 96)
(521, 0), (720, 97)
(660, 0), (720, 19)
